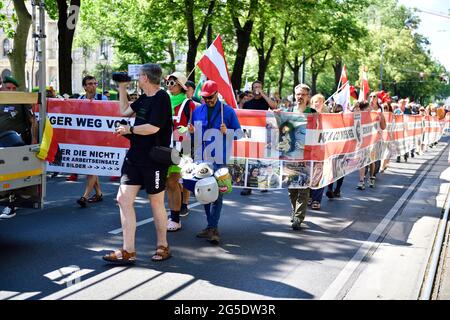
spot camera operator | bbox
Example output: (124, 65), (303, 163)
(103, 64), (173, 264)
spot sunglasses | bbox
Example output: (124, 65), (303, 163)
(166, 80), (178, 87)
(202, 92), (217, 101)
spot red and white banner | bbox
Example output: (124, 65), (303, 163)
(39, 99), (445, 186)
(38, 99), (131, 176)
(197, 34), (237, 108)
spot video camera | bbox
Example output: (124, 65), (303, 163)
(112, 72), (132, 83)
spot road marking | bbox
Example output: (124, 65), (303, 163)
(321, 145), (446, 300)
(108, 202), (202, 235)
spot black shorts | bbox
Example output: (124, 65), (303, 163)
(120, 160), (168, 195)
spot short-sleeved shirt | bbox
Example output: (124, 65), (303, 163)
(0, 104), (32, 136)
(125, 90), (172, 167)
(243, 98), (271, 110)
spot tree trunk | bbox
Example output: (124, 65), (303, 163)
(57, 0), (80, 96)
(277, 22), (291, 97)
(333, 58), (342, 92)
(184, 0), (216, 82)
(229, 0), (258, 91)
(8, 0), (31, 91)
(288, 54), (300, 96)
(256, 29), (276, 85)
(311, 72), (318, 95)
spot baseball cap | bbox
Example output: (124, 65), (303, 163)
(3, 76), (19, 88)
(200, 80), (218, 97)
(166, 71), (187, 90)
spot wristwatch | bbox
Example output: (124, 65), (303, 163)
(130, 126), (134, 134)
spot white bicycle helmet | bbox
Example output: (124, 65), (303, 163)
(194, 177), (219, 204)
(194, 162), (214, 179)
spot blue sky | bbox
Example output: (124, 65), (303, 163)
(397, 0), (450, 70)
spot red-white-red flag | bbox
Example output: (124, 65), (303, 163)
(197, 35), (237, 108)
(359, 68), (370, 102)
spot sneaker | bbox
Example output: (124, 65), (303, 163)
(208, 228), (220, 244)
(357, 180), (365, 190)
(196, 228), (214, 238)
(240, 189), (252, 196)
(66, 174), (78, 182)
(369, 177), (375, 188)
(0, 206), (17, 219)
(326, 190), (334, 199)
(179, 206), (190, 217)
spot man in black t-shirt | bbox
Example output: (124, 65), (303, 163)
(242, 80), (277, 111)
(103, 63), (173, 265)
(241, 80), (277, 196)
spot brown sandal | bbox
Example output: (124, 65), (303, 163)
(88, 194), (103, 203)
(103, 249), (136, 265)
(151, 245), (171, 262)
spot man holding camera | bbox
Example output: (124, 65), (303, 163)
(103, 64), (173, 264)
(241, 80), (277, 196)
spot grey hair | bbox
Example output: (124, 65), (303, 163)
(295, 83), (311, 95)
(140, 63), (162, 85)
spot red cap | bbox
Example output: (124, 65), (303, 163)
(200, 80), (218, 97)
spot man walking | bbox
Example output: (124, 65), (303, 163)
(288, 84), (316, 230)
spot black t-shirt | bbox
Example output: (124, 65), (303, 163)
(243, 98), (271, 110)
(126, 90), (172, 166)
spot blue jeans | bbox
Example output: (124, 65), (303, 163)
(311, 187), (324, 204)
(203, 164), (224, 229)
(204, 193), (223, 229)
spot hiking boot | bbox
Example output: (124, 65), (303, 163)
(196, 228), (214, 238)
(208, 228), (220, 244)
(0, 206), (17, 219)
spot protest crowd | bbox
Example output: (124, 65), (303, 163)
(1, 59), (449, 264)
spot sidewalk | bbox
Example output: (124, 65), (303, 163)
(342, 141), (450, 299)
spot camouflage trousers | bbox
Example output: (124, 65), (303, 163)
(288, 188), (310, 224)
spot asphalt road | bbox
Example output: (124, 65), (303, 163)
(0, 137), (449, 300)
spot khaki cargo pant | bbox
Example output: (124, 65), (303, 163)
(288, 188), (310, 224)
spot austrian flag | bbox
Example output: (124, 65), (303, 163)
(197, 35), (237, 108)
